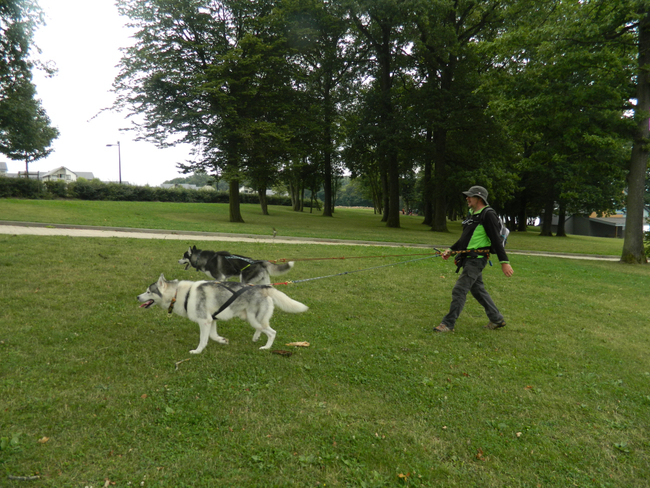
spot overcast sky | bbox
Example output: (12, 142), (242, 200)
(19, 0), (195, 186)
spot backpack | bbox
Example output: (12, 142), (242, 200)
(480, 208), (510, 250)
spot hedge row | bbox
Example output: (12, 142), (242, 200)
(0, 177), (293, 206)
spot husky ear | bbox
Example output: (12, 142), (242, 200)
(192, 245), (197, 251)
(158, 274), (166, 288)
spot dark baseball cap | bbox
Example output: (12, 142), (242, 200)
(462, 185), (489, 205)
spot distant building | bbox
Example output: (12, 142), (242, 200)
(1, 165), (94, 182)
(548, 209), (650, 238)
(161, 183), (216, 191)
(161, 183), (199, 190)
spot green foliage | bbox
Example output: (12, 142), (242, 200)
(163, 173), (216, 188)
(0, 177), (294, 205)
(110, 0), (640, 233)
(0, 175), (45, 198)
(325, 177), (374, 208)
(0, 0), (59, 163)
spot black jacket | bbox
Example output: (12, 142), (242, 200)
(450, 207), (509, 263)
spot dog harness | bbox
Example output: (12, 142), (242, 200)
(211, 283), (256, 320)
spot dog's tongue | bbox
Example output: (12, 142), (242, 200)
(140, 300), (154, 308)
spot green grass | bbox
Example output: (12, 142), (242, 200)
(1, 225), (649, 486)
(0, 198), (626, 255)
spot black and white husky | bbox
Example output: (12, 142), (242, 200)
(178, 246), (294, 285)
(137, 274), (308, 353)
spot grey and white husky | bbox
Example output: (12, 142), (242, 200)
(137, 274), (308, 353)
(178, 246), (294, 285)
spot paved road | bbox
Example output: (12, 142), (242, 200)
(0, 220), (620, 261)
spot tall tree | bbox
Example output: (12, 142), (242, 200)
(115, 0), (293, 222)
(410, 0), (516, 232)
(621, 2), (650, 264)
(348, 0), (412, 228)
(283, 0), (359, 217)
(0, 0), (58, 168)
(487, 0), (633, 237)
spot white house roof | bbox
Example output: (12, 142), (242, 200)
(42, 166), (76, 177)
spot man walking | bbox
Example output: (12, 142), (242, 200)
(434, 186), (514, 332)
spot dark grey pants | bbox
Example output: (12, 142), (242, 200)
(441, 258), (503, 329)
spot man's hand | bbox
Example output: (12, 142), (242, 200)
(501, 263), (514, 277)
(441, 249), (452, 260)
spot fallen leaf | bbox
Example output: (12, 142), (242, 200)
(270, 350), (293, 357)
(38, 437), (49, 444)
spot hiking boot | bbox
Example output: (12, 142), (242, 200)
(434, 323), (454, 332)
(485, 320), (506, 330)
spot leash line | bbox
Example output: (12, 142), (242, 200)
(270, 251), (439, 263)
(272, 254), (440, 286)
(270, 248), (490, 264)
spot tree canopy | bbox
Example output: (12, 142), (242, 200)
(0, 0), (58, 171)
(113, 0), (648, 263)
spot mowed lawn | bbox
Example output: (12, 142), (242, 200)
(1, 200), (649, 487)
(0, 198), (627, 255)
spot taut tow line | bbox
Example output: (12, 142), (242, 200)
(272, 254), (440, 286)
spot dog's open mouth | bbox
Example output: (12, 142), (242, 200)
(140, 300), (155, 308)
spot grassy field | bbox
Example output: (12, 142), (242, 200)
(0, 198), (626, 255)
(1, 200), (649, 487)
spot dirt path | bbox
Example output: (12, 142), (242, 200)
(0, 220), (620, 261)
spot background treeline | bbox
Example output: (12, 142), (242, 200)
(110, 0), (647, 250)
(0, 175), (377, 208)
(0, 177), (295, 205)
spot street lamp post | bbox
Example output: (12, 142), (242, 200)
(106, 141), (122, 184)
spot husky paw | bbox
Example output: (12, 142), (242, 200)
(215, 337), (229, 344)
(189, 349), (202, 354)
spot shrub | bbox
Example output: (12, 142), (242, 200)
(0, 176), (46, 198)
(44, 180), (68, 198)
(0, 176), (295, 207)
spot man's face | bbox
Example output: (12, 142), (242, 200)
(465, 197), (485, 212)
(466, 195), (482, 211)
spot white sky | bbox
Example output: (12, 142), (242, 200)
(19, 0), (196, 186)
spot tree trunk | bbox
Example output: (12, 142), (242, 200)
(431, 128), (448, 232)
(421, 128), (433, 226)
(539, 198), (554, 236)
(322, 81), (334, 217)
(228, 179), (244, 223)
(516, 191), (528, 231)
(258, 188), (269, 216)
(381, 170), (389, 222)
(299, 185), (305, 212)
(556, 202), (567, 237)
(622, 8), (650, 264)
(386, 151), (400, 227)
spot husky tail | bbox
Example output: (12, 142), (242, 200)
(264, 261), (295, 276)
(267, 287), (308, 313)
